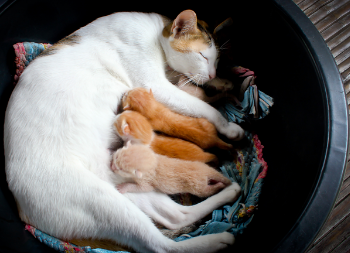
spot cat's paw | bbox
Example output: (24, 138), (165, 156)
(179, 232), (235, 253)
(220, 182), (241, 203)
(203, 232), (235, 251)
(222, 122), (245, 141)
(214, 232), (235, 248)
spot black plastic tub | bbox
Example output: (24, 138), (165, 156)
(0, 1), (348, 252)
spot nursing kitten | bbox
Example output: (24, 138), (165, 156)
(122, 87), (233, 150)
(166, 67), (236, 104)
(5, 10), (242, 252)
(175, 75), (239, 104)
(112, 142), (232, 197)
(114, 110), (218, 163)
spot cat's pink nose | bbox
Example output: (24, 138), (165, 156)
(209, 70), (216, 80)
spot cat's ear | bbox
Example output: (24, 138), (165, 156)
(171, 10), (198, 38)
(213, 18), (233, 36)
(122, 122), (130, 135)
(135, 170), (143, 178)
(213, 18), (233, 57)
(149, 88), (154, 97)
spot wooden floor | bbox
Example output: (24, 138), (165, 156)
(292, 0), (350, 252)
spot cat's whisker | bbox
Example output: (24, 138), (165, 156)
(219, 39), (230, 51)
(183, 73), (194, 81)
(193, 74), (206, 86)
(174, 73), (186, 79)
(180, 77), (193, 88)
(197, 75), (203, 86)
(188, 74), (198, 86)
(177, 74), (190, 88)
(196, 76), (201, 86)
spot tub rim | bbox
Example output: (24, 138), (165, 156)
(0, 0), (348, 252)
(272, 1), (349, 252)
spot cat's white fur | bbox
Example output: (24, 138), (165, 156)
(4, 11), (243, 252)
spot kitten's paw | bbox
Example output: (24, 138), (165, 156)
(222, 122), (245, 141)
(116, 184), (128, 194)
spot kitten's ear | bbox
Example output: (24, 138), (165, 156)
(149, 88), (154, 97)
(213, 18), (233, 36)
(122, 122), (130, 135)
(135, 170), (143, 178)
(171, 10), (198, 38)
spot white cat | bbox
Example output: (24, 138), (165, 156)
(4, 10), (243, 253)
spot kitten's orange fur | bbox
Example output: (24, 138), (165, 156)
(114, 111), (217, 163)
(122, 87), (232, 150)
(112, 142), (232, 197)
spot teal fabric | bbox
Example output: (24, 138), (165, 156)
(25, 225), (124, 253)
(219, 86), (274, 124)
(22, 42), (47, 65)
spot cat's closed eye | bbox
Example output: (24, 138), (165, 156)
(199, 52), (208, 63)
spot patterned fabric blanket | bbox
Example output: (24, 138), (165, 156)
(13, 42), (273, 253)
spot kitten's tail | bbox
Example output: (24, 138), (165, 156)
(200, 173), (232, 197)
(208, 173), (232, 187)
(216, 138), (233, 150)
(204, 153), (218, 164)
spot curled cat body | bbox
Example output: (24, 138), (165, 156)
(114, 110), (218, 163)
(4, 10), (242, 253)
(123, 87), (233, 150)
(111, 142), (232, 197)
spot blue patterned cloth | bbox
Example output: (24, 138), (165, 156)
(22, 42), (48, 66)
(219, 85), (274, 124)
(25, 225), (124, 253)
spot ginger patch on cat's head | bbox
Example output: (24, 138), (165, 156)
(163, 10), (213, 53)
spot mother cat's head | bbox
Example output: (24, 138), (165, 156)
(162, 10), (224, 85)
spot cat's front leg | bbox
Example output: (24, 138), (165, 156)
(212, 113), (245, 141)
(125, 183), (241, 230)
(149, 82), (245, 140)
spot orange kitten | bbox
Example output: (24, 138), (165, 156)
(122, 87), (232, 150)
(111, 142), (232, 197)
(114, 111), (217, 163)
